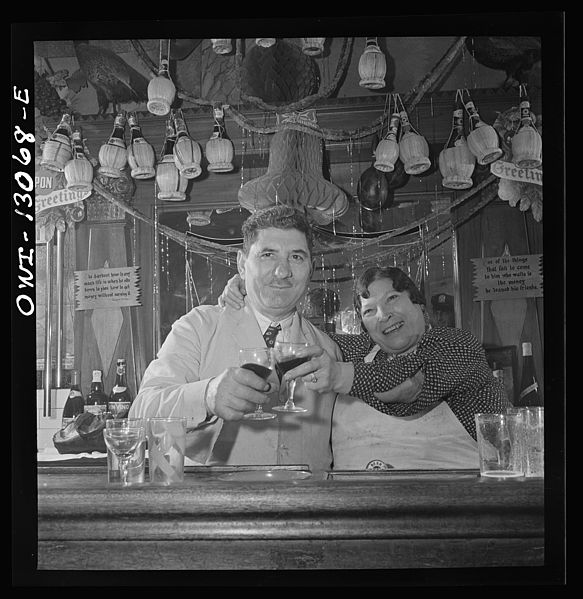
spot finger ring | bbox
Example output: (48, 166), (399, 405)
(311, 373), (318, 383)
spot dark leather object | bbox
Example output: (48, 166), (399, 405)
(53, 411), (112, 454)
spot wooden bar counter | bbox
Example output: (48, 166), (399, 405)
(37, 463), (545, 571)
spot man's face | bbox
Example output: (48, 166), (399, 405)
(237, 227), (312, 320)
(360, 277), (426, 355)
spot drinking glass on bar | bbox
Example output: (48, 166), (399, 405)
(147, 417), (187, 485)
(103, 419), (146, 487)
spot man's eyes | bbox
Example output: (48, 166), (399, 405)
(259, 252), (305, 261)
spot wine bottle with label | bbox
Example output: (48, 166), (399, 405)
(517, 342), (542, 407)
(108, 358), (133, 419)
(61, 369), (85, 427)
(85, 369), (108, 416)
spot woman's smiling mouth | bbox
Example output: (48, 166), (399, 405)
(382, 321), (404, 335)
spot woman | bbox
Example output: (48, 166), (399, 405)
(219, 266), (508, 469)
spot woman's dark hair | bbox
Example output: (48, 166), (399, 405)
(241, 204), (314, 255)
(353, 266), (426, 326)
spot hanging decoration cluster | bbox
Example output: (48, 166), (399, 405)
(38, 36), (544, 269)
(493, 85), (543, 221)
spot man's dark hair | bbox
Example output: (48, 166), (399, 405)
(241, 204), (314, 255)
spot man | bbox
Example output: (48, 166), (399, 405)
(129, 204), (342, 470)
(431, 293), (455, 328)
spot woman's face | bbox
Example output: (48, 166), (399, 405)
(360, 277), (426, 355)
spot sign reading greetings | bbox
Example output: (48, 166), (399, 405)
(35, 165), (92, 214)
(490, 160), (543, 186)
(471, 254), (543, 301)
(74, 266), (142, 310)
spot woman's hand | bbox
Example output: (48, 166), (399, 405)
(218, 274), (246, 309)
(282, 345), (353, 394)
(373, 370), (424, 403)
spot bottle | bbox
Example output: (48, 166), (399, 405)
(64, 129), (94, 192)
(54, 112), (73, 139)
(205, 107), (234, 173)
(517, 342), (542, 406)
(511, 86), (543, 169)
(156, 118), (187, 200)
(462, 89), (503, 165)
(61, 369), (85, 427)
(161, 119), (177, 162)
(98, 111), (128, 178)
(85, 369), (108, 416)
(107, 111), (127, 149)
(447, 95), (466, 149)
(172, 108), (202, 179)
(127, 111), (155, 179)
(439, 93), (475, 190)
(108, 358), (133, 419)
(40, 112), (73, 172)
(374, 111), (400, 172)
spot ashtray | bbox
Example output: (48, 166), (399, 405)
(217, 469), (312, 482)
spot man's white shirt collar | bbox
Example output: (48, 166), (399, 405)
(250, 307), (295, 340)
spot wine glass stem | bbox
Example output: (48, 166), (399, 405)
(286, 379), (297, 407)
(120, 457), (130, 486)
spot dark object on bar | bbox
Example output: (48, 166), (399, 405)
(53, 411), (111, 454)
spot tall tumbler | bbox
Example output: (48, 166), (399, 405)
(147, 417), (187, 485)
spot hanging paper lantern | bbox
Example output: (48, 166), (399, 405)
(211, 39), (232, 54)
(205, 107), (234, 173)
(358, 38), (386, 90)
(64, 129), (93, 192)
(41, 112), (73, 172)
(238, 111), (348, 225)
(147, 52), (176, 116)
(301, 37), (325, 56)
(172, 109), (202, 179)
(358, 164), (391, 210)
(398, 107), (431, 175)
(256, 38), (276, 48)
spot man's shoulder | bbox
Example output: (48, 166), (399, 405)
(173, 304), (223, 329)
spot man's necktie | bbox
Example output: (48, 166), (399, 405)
(263, 323), (281, 348)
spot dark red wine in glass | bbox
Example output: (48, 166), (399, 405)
(239, 347), (277, 420)
(275, 356), (309, 380)
(241, 363), (272, 380)
(273, 342), (310, 414)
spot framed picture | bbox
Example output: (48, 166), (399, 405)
(483, 345), (518, 405)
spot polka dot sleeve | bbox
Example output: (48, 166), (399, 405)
(328, 327), (509, 440)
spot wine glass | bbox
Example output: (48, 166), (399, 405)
(239, 347), (277, 420)
(103, 419), (145, 486)
(273, 341), (310, 413)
